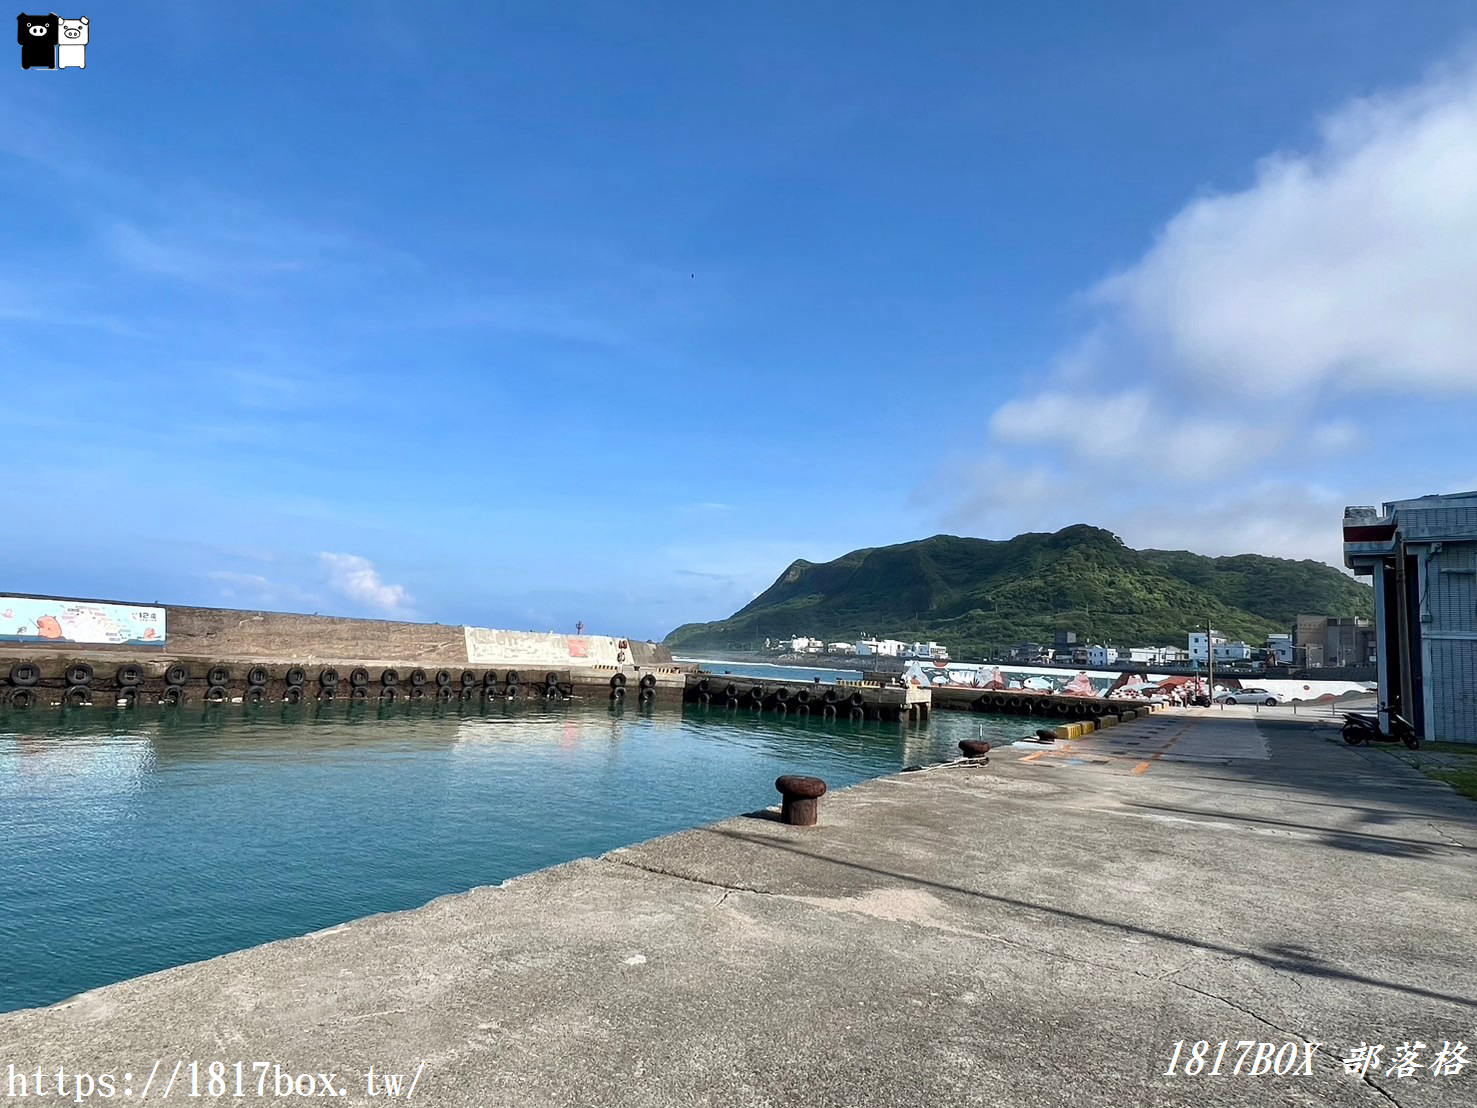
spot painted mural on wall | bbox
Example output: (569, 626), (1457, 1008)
(903, 662), (1119, 696)
(0, 597), (166, 647)
(464, 628), (633, 667)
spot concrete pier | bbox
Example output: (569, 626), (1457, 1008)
(0, 596), (683, 710)
(684, 671), (931, 721)
(2, 710), (1472, 1107)
(928, 682), (1145, 720)
(0, 650), (688, 708)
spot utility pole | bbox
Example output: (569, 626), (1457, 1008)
(1206, 617), (1214, 704)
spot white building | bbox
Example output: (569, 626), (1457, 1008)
(1213, 641), (1253, 662)
(1265, 634), (1295, 665)
(1188, 629), (1227, 663)
(786, 636), (823, 653)
(904, 641), (950, 660)
(1086, 645), (1119, 667)
(1124, 646), (1183, 665)
(856, 638), (907, 657)
(827, 641), (857, 655)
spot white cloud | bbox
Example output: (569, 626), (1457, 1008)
(1096, 61), (1477, 394)
(937, 56), (1477, 567)
(319, 553), (413, 617)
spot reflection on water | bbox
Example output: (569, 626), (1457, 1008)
(0, 698), (1021, 1013)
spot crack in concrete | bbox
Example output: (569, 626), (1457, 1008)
(1361, 1073), (1405, 1107)
(604, 854), (768, 897)
(1426, 822), (1471, 849)
(1162, 976), (1303, 1040)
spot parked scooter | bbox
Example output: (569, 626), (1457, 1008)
(1341, 707), (1420, 750)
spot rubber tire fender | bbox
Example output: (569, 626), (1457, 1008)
(380, 669), (400, 688)
(207, 665), (231, 687)
(5, 687), (36, 709)
(284, 667), (307, 688)
(349, 667), (370, 688)
(65, 662), (94, 687)
(435, 669), (453, 687)
(639, 674), (657, 690)
(8, 662), (41, 687)
(116, 664), (144, 687)
(319, 668), (340, 689)
(410, 668), (428, 687)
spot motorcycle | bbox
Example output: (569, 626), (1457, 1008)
(1341, 708), (1420, 750)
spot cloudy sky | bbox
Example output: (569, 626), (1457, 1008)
(4, 3), (1475, 638)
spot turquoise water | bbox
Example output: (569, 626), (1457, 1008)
(0, 699), (1021, 1014)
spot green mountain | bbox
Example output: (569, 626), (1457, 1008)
(663, 525), (1375, 658)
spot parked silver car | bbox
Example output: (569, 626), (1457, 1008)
(1215, 687), (1283, 706)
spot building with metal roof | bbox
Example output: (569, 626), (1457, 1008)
(1344, 491), (1477, 743)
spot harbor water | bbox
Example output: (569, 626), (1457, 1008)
(0, 698), (1023, 1014)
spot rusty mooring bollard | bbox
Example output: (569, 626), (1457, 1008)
(959, 739), (991, 759)
(775, 775), (827, 826)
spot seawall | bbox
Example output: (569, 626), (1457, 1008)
(0, 594), (676, 707)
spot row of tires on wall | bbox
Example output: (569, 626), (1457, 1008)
(609, 672), (660, 704)
(690, 679), (870, 719)
(0, 662), (580, 709)
(973, 692), (1106, 718)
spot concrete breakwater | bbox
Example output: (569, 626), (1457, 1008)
(0, 595), (678, 708)
(684, 671), (932, 722)
(928, 683), (1147, 721)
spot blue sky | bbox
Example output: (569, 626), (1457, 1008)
(5, 2), (1477, 639)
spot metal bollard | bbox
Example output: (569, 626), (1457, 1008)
(775, 775), (828, 826)
(959, 739), (991, 760)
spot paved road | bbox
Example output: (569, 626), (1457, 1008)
(2, 711), (1472, 1106)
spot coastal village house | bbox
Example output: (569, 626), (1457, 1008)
(1265, 633), (1295, 665)
(1187, 630), (1225, 663)
(856, 638), (907, 657)
(1294, 614), (1376, 667)
(904, 641), (950, 660)
(1345, 491), (1477, 743)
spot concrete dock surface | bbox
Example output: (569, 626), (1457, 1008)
(2, 711), (1474, 1106)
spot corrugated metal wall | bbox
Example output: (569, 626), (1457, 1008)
(1427, 541), (1477, 741)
